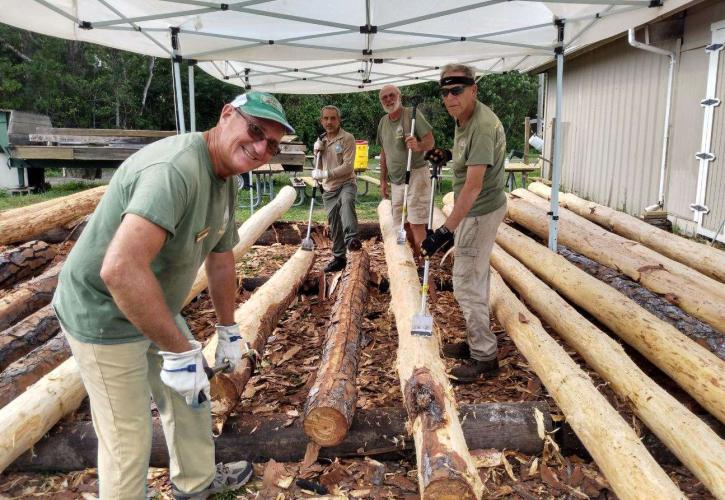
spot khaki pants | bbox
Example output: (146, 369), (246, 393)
(390, 166), (432, 225)
(452, 202), (507, 361)
(322, 181), (359, 259)
(66, 332), (215, 500)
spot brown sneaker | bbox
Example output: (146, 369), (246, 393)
(450, 358), (499, 383)
(441, 341), (470, 359)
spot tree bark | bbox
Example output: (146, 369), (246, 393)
(558, 246), (724, 359)
(490, 270), (685, 500)
(202, 248), (315, 435)
(0, 262), (61, 331)
(0, 241), (56, 289)
(0, 304), (59, 371)
(494, 223), (725, 424)
(528, 181), (725, 283)
(0, 186), (107, 246)
(0, 331), (70, 410)
(491, 244), (725, 498)
(304, 250), (369, 446)
(378, 200), (483, 500)
(9, 402), (551, 472)
(507, 189), (725, 333)
(186, 186), (298, 302)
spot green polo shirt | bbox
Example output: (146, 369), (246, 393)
(377, 107), (432, 184)
(53, 133), (239, 344)
(452, 101), (506, 216)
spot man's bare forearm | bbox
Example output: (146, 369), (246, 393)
(206, 251), (237, 325)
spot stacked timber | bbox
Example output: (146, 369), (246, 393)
(491, 245), (725, 497)
(0, 185), (107, 246)
(0, 304), (59, 371)
(489, 271), (685, 499)
(202, 247), (315, 435)
(304, 250), (369, 446)
(0, 186), (298, 473)
(0, 241), (56, 289)
(0, 261), (62, 330)
(527, 182), (725, 283)
(507, 189), (725, 333)
(378, 200), (483, 500)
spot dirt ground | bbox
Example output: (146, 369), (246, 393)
(0, 234), (716, 499)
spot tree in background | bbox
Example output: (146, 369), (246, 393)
(0, 24), (538, 156)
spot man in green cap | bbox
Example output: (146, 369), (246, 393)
(421, 64), (507, 383)
(53, 91), (294, 499)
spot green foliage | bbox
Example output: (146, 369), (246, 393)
(0, 24), (538, 156)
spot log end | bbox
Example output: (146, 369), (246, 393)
(303, 407), (349, 447)
(423, 478), (477, 500)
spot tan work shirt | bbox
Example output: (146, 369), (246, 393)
(319, 128), (356, 191)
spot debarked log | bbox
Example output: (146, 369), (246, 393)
(0, 261), (62, 331)
(490, 270), (685, 500)
(0, 240), (56, 289)
(507, 189), (725, 333)
(0, 304), (59, 371)
(9, 402), (551, 472)
(527, 181), (725, 283)
(378, 199), (483, 500)
(0, 331), (71, 410)
(202, 248), (315, 435)
(304, 249), (369, 446)
(491, 244), (725, 498)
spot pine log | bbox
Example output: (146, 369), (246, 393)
(378, 199), (483, 500)
(9, 402), (550, 472)
(0, 241), (56, 289)
(558, 246), (724, 359)
(0, 188), (297, 473)
(254, 221), (381, 246)
(494, 223), (725, 423)
(528, 181), (725, 283)
(0, 261), (61, 331)
(491, 245), (725, 497)
(0, 186), (107, 246)
(0, 186), (105, 222)
(0, 331), (70, 409)
(186, 185), (297, 302)
(202, 248), (315, 435)
(0, 304), (59, 371)
(507, 189), (725, 333)
(0, 359), (86, 472)
(304, 250), (369, 446)
(490, 271), (684, 499)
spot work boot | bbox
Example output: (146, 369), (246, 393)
(172, 460), (253, 499)
(324, 256), (347, 273)
(441, 341), (470, 359)
(347, 237), (362, 251)
(450, 358), (500, 383)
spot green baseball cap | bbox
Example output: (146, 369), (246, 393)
(230, 91), (295, 134)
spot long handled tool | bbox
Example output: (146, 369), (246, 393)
(301, 133), (326, 251)
(396, 100), (419, 245)
(411, 158), (441, 337)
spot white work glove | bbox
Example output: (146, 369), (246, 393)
(159, 339), (210, 407)
(311, 168), (328, 181)
(215, 323), (243, 371)
(313, 139), (324, 154)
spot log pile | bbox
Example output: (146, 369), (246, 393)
(0, 241), (56, 289)
(0, 261), (62, 331)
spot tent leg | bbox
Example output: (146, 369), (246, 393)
(548, 50), (564, 251)
(188, 62), (196, 133)
(173, 59), (186, 134)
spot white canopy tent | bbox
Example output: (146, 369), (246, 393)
(0, 0), (691, 249)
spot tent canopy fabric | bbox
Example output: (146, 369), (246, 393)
(1, 0), (691, 93)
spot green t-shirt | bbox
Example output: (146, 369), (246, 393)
(377, 107), (432, 184)
(452, 101), (507, 216)
(53, 133), (240, 344)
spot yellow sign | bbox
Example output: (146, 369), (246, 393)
(354, 140), (368, 172)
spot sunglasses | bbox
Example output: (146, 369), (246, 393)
(440, 85), (470, 98)
(235, 108), (281, 157)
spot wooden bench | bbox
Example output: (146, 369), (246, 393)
(504, 162), (538, 191)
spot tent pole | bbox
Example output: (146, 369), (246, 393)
(170, 27), (186, 133)
(188, 60), (197, 133)
(548, 20), (565, 252)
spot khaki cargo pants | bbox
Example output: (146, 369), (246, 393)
(452, 201), (507, 361)
(65, 329), (215, 500)
(390, 166), (432, 225)
(322, 181), (359, 259)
